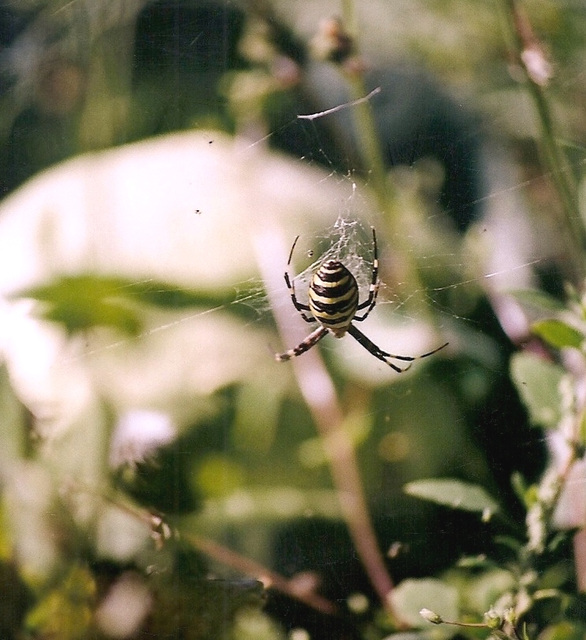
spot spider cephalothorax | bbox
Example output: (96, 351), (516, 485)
(274, 227), (447, 372)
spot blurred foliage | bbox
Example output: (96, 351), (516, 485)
(0, 1), (584, 639)
(144, 577), (266, 640)
(510, 351), (565, 430)
(24, 564), (96, 640)
(15, 274), (260, 336)
(404, 479), (500, 516)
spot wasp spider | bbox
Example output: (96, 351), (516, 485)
(274, 227), (448, 372)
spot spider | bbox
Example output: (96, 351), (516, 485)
(274, 227), (448, 372)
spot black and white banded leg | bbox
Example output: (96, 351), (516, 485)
(274, 326), (328, 362)
(347, 325), (448, 373)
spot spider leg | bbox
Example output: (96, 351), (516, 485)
(275, 326), (328, 362)
(347, 324), (407, 372)
(347, 324), (448, 373)
(354, 227), (380, 321)
(284, 271), (315, 322)
(284, 236), (316, 323)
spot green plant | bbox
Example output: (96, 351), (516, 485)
(0, 1), (584, 639)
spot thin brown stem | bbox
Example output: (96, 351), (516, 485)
(255, 227), (397, 617)
(501, 0), (585, 284)
(186, 533), (339, 615)
(96, 486), (340, 616)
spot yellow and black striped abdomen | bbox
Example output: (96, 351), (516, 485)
(309, 260), (359, 336)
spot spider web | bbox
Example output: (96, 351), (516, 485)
(9, 2), (558, 351)
(281, 214), (378, 307)
(3, 0), (582, 562)
(74, 94), (549, 361)
(2, 6), (584, 638)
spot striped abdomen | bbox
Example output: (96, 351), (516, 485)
(309, 260), (359, 337)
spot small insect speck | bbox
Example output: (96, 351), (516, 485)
(195, 209), (202, 215)
(307, 250), (314, 257)
(387, 541), (409, 558)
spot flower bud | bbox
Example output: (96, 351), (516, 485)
(420, 608), (443, 624)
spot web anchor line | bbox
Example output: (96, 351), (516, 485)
(297, 87), (382, 121)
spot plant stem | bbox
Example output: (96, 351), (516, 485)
(98, 487), (340, 616)
(344, 74), (393, 218)
(501, 0), (585, 284)
(338, 0), (394, 223)
(187, 533), (339, 615)
(339, 4), (431, 318)
(255, 227), (398, 617)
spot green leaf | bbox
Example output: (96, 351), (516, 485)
(537, 621), (586, 640)
(510, 352), (565, 429)
(16, 274), (142, 335)
(463, 568), (516, 614)
(128, 281), (224, 310)
(149, 577), (265, 640)
(128, 281), (202, 308)
(511, 471), (529, 507)
(15, 274), (261, 336)
(14, 274), (256, 335)
(389, 578), (459, 628)
(404, 478), (499, 515)
(25, 565), (96, 640)
(510, 289), (566, 313)
(531, 319), (584, 350)
(192, 453), (246, 499)
(119, 280), (261, 322)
